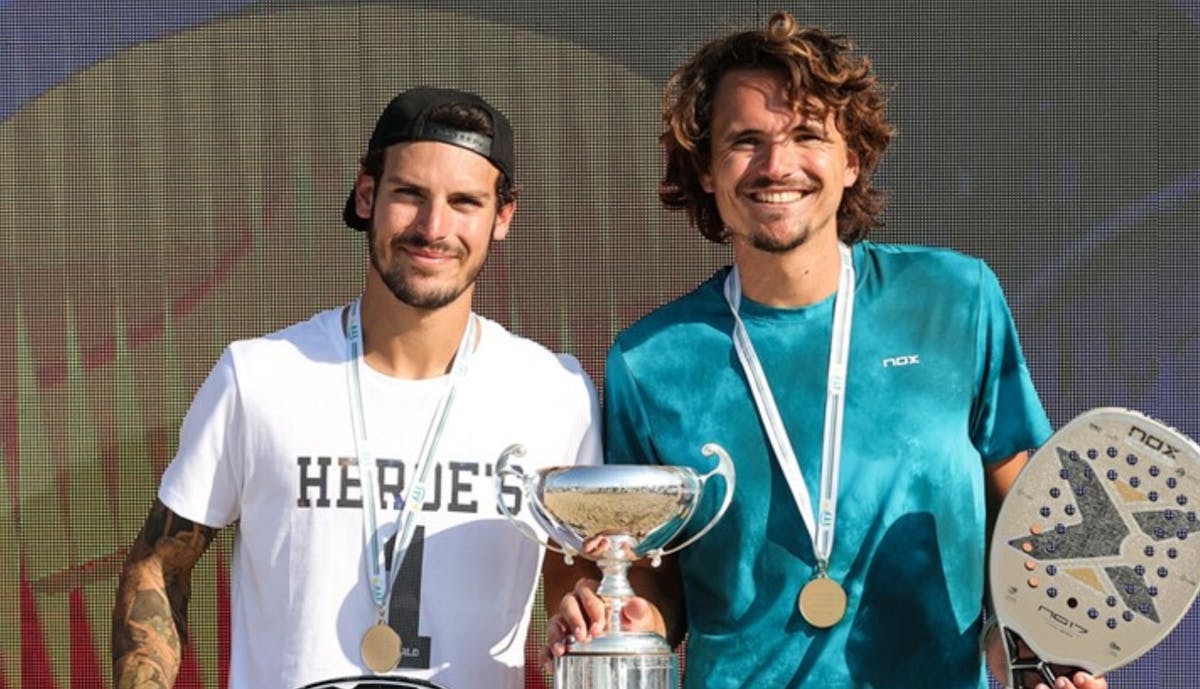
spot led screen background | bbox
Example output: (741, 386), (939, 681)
(1, 1), (1198, 687)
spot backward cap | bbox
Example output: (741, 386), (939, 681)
(342, 87), (515, 231)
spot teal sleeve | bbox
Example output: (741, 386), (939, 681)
(603, 341), (660, 467)
(969, 262), (1054, 463)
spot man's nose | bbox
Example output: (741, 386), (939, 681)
(412, 198), (452, 240)
(758, 140), (797, 179)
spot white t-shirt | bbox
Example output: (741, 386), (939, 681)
(159, 306), (602, 689)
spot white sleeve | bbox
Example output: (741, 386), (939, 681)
(555, 353), (603, 468)
(157, 348), (245, 528)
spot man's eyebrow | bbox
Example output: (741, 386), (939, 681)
(723, 127), (763, 141)
(449, 188), (494, 201)
(381, 173), (422, 188)
(794, 118), (827, 136)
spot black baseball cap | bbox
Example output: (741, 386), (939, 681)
(342, 87), (516, 231)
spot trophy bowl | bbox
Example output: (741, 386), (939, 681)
(537, 464), (706, 554)
(495, 443), (735, 689)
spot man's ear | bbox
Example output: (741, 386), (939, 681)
(844, 148), (860, 188)
(354, 171), (376, 222)
(492, 199), (516, 241)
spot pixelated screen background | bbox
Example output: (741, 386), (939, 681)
(1, 1), (1198, 687)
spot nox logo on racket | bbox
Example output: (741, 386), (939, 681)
(1128, 425), (1181, 459)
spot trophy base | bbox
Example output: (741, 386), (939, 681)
(554, 634), (679, 689)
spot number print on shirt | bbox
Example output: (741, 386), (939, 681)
(388, 525), (433, 669)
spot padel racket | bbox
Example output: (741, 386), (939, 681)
(989, 407), (1200, 687)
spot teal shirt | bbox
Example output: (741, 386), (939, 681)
(605, 241), (1052, 689)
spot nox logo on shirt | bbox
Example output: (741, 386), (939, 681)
(294, 456), (525, 515)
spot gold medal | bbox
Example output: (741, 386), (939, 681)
(798, 575), (847, 628)
(361, 622), (402, 673)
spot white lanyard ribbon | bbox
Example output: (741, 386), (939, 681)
(345, 298), (476, 619)
(722, 243), (855, 571)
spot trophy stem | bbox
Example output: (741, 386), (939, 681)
(593, 535), (637, 635)
(606, 595), (625, 637)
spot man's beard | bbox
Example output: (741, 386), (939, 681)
(746, 224), (811, 254)
(738, 175), (816, 254)
(367, 223), (494, 310)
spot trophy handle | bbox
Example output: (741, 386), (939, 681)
(650, 442), (736, 562)
(494, 443), (577, 562)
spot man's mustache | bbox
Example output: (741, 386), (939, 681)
(390, 234), (464, 258)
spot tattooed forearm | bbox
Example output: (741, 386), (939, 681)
(112, 500), (218, 689)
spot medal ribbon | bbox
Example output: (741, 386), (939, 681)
(723, 243), (855, 572)
(346, 297), (476, 621)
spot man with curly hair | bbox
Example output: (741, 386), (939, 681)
(545, 12), (1104, 689)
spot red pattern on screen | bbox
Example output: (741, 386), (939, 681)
(21, 557), (59, 689)
(68, 588), (104, 688)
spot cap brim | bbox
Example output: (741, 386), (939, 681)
(343, 189), (368, 231)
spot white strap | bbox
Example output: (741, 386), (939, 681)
(722, 243), (855, 569)
(346, 297), (476, 618)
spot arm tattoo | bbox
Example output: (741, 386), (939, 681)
(112, 500), (218, 689)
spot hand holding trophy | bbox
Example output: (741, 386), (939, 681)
(495, 443), (736, 689)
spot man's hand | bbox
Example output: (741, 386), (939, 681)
(983, 621), (1107, 689)
(541, 577), (665, 674)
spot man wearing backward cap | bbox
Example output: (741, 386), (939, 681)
(113, 87), (601, 689)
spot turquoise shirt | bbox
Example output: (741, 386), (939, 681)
(605, 241), (1052, 689)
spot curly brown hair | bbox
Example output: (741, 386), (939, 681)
(660, 11), (895, 244)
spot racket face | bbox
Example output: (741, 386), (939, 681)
(989, 407), (1200, 674)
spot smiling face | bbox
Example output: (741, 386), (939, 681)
(354, 140), (514, 311)
(702, 68), (860, 255)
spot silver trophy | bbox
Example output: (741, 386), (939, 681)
(495, 443), (736, 689)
